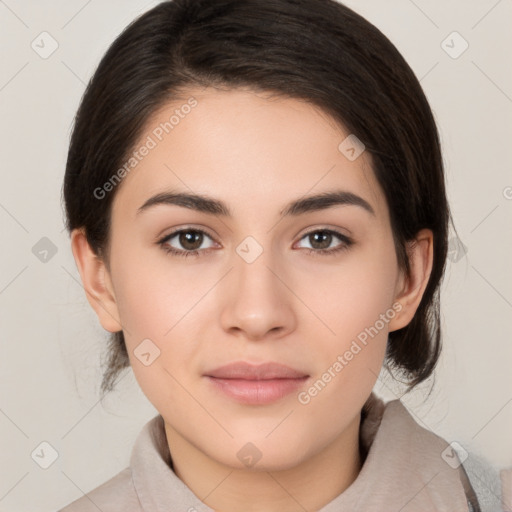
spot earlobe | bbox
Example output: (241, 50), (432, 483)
(388, 229), (434, 332)
(70, 228), (123, 333)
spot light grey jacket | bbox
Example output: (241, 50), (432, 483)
(58, 393), (507, 511)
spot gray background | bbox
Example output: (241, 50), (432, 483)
(0, 1), (511, 510)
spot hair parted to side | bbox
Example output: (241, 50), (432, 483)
(63, 0), (453, 398)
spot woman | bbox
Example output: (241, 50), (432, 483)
(59, 0), (503, 510)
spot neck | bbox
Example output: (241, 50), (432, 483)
(164, 412), (363, 512)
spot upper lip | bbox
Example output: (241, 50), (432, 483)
(205, 361), (309, 380)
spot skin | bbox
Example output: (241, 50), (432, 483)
(71, 86), (433, 512)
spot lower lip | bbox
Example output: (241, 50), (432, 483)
(206, 376), (309, 405)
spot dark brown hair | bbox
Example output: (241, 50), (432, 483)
(63, 0), (453, 397)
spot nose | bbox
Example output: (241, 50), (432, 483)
(219, 240), (297, 342)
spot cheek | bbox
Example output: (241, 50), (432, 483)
(294, 248), (397, 423)
(108, 240), (208, 394)
(110, 238), (198, 339)
(112, 261), (201, 413)
(303, 240), (399, 343)
(296, 237), (399, 405)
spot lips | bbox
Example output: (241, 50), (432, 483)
(204, 361), (308, 380)
(204, 361), (309, 405)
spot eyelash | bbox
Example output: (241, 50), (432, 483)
(157, 227), (353, 259)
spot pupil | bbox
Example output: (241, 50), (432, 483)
(312, 231), (331, 249)
(181, 231), (201, 250)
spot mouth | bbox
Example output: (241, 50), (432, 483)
(204, 361), (309, 405)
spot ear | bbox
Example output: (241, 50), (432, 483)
(388, 228), (434, 332)
(70, 228), (123, 333)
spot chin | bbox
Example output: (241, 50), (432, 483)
(211, 437), (311, 472)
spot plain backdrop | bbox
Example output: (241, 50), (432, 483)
(0, 1), (511, 510)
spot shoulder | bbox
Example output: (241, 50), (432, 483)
(57, 467), (141, 512)
(381, 397), (503, 512)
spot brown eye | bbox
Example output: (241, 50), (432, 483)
(178, 230), (204, 251)
(158, 228), (217, 258)
(296, 229), (353, 256)
(308, 231), (333, 250)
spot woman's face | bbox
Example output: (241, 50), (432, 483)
(94, 87), (413, 470)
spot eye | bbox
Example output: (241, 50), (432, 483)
(295, 229), (353, 256)
(158, 228), (217, 258)
(157, 227), (353, 259)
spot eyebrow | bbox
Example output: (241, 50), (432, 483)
(136, 189), (375, 218)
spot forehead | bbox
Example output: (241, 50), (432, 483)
(111, 86), (387, 222)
